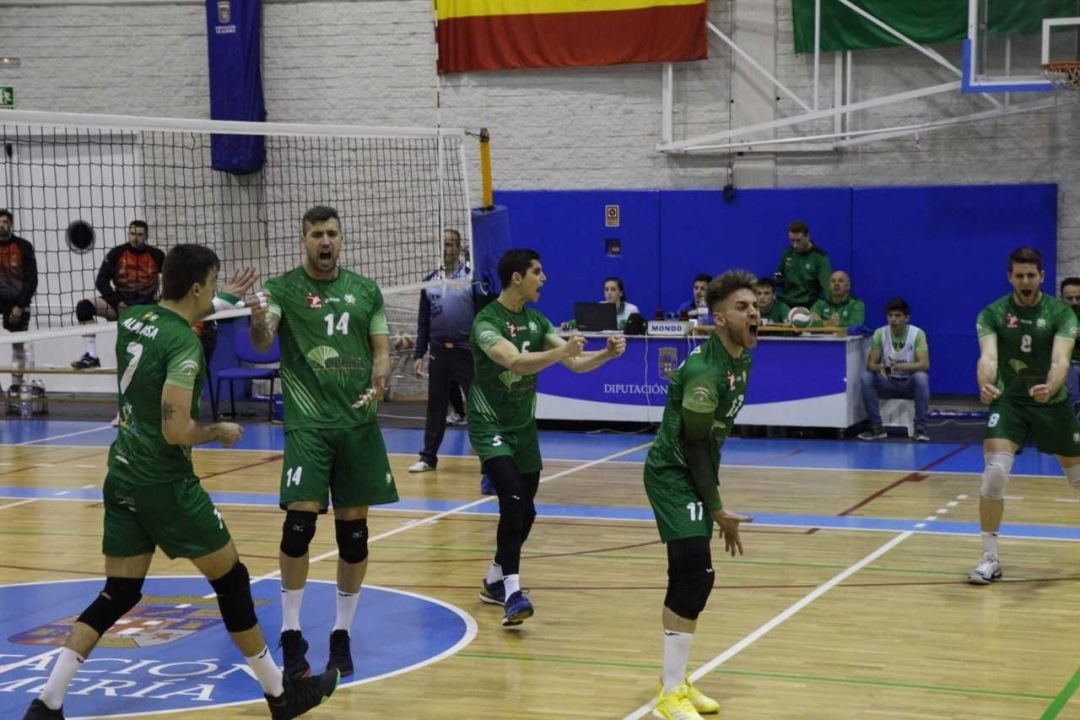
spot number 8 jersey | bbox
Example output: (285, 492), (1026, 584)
(110, 305), (205, 485)
(265, 267), (389, 429)
(976, 293), (1078, 404)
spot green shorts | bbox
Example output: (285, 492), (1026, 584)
(468, 420), (542, 475)
(984, 399), (1080, 456)
(643, 466), (714, 543)
(102, 475), (231, 560)
(280, 424), (399, 511)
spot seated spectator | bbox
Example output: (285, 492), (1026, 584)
(562, 276), (640, 331)
(774, 220), (831, 307)
(71, 220), (165, 369)
(810, 270), (865, 328)
(754, 277), (790, 325)
(675, 273), (712, 324)
(858, 298), (930, 442)
(1060, 276), (1080, 418)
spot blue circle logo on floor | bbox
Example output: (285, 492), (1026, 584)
(0, 576), (476, 718)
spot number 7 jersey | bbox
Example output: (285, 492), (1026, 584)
(110, 305), (205, 486)
(265, 267), (389, 429)
(976, 293), (1078, 404)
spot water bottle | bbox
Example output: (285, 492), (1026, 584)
(19, 383), (32, 418)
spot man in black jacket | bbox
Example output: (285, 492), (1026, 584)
(0, 209), (38, 374)
(72, 220), (165, 369)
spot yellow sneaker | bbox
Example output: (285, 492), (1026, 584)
(652, 684), (705, 720)
(684, 676), (720, 714)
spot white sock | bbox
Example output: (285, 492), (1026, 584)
(39, 647), (85, 710)
(281, 586), (304, 632)
(245, 645), (285, 697)
(485, 561), (503, 585)
(503, 573), (521, 597)
(662, 630), (694, 695)
(981, 532), (999, 556)
(83, 336), (97, 357)
(333, 589), (360, 632)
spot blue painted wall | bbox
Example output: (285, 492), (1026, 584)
(493, 184), (1058, 396)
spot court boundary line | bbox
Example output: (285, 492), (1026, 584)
(5, 440), (1076, 481)
(623, 531), (916, 719)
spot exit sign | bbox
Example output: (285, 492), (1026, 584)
(0, 86), (13, 109)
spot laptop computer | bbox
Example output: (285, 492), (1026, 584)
(574, 302), (618, 332)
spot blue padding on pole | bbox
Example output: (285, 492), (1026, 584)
(471, 206), (512, 293)
(205, 0), (266, 174)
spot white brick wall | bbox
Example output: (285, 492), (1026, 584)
(2, 0), (1077, 272)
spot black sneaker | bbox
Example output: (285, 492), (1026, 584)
(266, 668), (340, 720)
(278, 630), (311, 681)
(70, 353), (101, 370)
(857, 427), (887, 441)
(326, 629), (354, 677)
(23, 699), (64, 719)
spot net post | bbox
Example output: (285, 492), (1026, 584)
(478, 127), (494, 211)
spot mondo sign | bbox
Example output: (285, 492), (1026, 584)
(0, 577), (475, 717)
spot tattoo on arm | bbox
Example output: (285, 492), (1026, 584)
(162, 402), (175, 422)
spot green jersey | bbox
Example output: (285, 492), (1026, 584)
(1071, 305), (1080, 364)
(266, 267), (389, 429)
(976, 293), (1078, 405)
(810, 295), (865, 328)
(468, 300), (558, 432)
(759, 300), (791, 325)
(109, 305), (204, 486)
(644, 334), (751, 510)
(776, 245), (831, 307)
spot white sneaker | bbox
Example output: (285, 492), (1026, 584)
(408, 460), (435, 473)
(967, 552), (1002, 585)
(446, 412), (466, 426)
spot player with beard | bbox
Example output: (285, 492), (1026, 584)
(250, 205), (399, 680)
(642, 269), (757, 720)
(969, 246), (1080, 584)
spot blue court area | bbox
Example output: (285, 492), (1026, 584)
(0, 577), (475, 719)
(0, 418), (1073, 476)
(2, 420), (1077, 543)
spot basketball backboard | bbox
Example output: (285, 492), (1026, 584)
(964, 0), (1080, 92)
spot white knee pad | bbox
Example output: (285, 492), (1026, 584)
(1066, 464), (1080, 489)
(980, 452), (1014, 500)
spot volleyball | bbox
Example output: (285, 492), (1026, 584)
(787, 306), (813, 327)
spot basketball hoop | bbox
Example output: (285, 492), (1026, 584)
(1042, 61), (1080, 91)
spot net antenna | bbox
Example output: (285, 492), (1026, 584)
(0, 110), (474, 337)
(1041, 17), (1080, 91)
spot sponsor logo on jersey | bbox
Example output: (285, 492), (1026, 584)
(505, 321), (518, 338)
(307, 293), (323, 309)
(726, 370), (736, 390)
(1005, 313), (1019, 328)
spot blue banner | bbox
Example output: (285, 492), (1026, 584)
(205, 0), (265, 174)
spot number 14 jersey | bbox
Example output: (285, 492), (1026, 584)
(266, 267), (389, 430)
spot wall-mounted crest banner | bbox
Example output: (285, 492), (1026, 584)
(436, 0), (708, 74)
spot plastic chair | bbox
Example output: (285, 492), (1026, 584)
(213, 319), (280, 422)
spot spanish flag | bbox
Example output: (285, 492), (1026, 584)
(435, 0), (708, 74)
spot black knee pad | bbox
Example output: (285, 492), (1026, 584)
(335, 518), (369, 564)
(75, 299), (96, 322)
(77, 576), (144, 635)
(280, 510), (317, 558)
(210, 562), (257, 633)
(663, 537), (715, 621)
